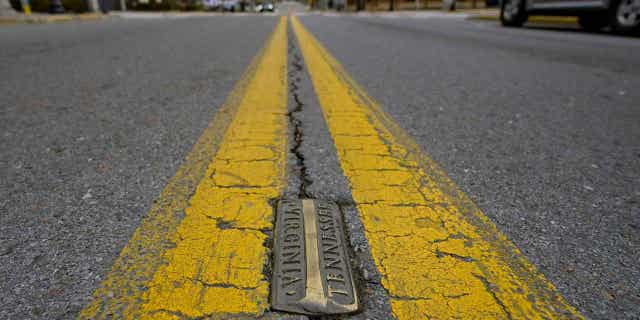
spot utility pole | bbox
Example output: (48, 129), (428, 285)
(120, 0), (126, 10)
(388, 0), (394, 10)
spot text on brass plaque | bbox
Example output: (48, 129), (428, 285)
(271, 199), (358, 315)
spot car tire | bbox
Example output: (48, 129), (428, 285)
(501, 0), (528, 27)
(609, 0), (640, 34)
(578, 13), (609, 31)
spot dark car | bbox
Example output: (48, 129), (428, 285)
(500, 0), (640, 34)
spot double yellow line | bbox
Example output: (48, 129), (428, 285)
(80, 16), (583, 320)
(81, 17), (288, 319)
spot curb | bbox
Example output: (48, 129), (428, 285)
(0, 13), (106, 25)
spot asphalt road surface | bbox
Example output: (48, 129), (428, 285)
(1, 5), (639, 320)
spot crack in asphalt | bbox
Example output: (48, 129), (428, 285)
(473, 273), (514, 320)
(284, 27), (398, 320)
(287, 38), (313, 199)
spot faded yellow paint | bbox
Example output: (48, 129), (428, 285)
(80, 16), (288, 319)
(291, 16), (583, 320)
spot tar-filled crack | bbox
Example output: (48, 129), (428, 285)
(262, 198), (278, 287)
(434, 249), (474, 262)
(150, 308), (191, 320)
(288, 37), (313, 199)
(473, 273), (513, 320)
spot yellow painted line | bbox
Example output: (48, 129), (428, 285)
(291, 16), (583, 320)
(80, 16), (288, 319)
(529, 16), (578, 24)
(470, 14), (578, 25)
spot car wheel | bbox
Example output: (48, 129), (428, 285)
(501, 0), (528, 27)
(610, 0), (640, 34)
(578, 13), (609, 31)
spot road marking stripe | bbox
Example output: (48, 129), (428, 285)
(291, 16), (583, 320)
(80, 16), (288, 319)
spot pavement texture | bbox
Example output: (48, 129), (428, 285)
(299, 14), (640, 320)
(1, 7), (639, 320)
(0, 16), (278, 319)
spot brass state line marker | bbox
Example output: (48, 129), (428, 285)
(272, 199), (358, 316)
